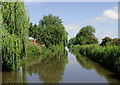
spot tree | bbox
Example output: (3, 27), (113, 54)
(32, 24), (37, 39)
(68, 37), (76, 47)
(29, 22), (33, 37)
(100, 37), (112, 46)
(1, 1), (29, 70)
(112, 38), (119, 46)
(75, 25), (98, 45)
(38, 14), (62, 29)
(37, 14), (68, 47)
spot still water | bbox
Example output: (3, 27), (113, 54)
(2, 48), (120, 83)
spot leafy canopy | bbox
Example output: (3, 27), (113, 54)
(29, 14), (68, 48)
(69, 25), (98, 46)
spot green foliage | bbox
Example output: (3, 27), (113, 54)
(70, 49), (120, 83)
(26, 44), (40, 57)
(32, 47), (40, 55)
(68, 25), (98, 46)
(30, 14), (68, 48)
(29, 23), (33, 37)
(100, 37), (112, 46)
(76, 25), (98, 45)
(71, 44), (120, 73)
(1, 1), (29, 71)
(112, 38), (119, 45)
(29, 23), (37, 39)
(0, 2), (2, 53)
(68, 37), (76, 47)
(1, 29), (22, 71)
(100, 37), (120, 46)
(39, 45), (48, 53)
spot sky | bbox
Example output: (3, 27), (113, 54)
(25, 2), (118, 42)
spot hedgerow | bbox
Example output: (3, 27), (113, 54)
(72, 44), (120, 73)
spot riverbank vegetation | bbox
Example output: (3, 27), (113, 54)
(69, 49), (120, 83)
(71, 44), (120, 73)
(68, 25), (120, 73)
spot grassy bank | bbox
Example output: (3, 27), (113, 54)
(20, 41), (42, 66)
(70, 44), (120, 73)
(21, 41), (67, 66)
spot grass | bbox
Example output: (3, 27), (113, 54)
(20, 41), (41, 66)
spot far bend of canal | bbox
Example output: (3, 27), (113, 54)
(2, 47), (120, 83)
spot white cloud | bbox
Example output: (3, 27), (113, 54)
(65, 24), (81, 40)
(94, 17), (114, 24)
(65, 24), (80, 30)
(103, 6), (118, 20)
(87, 6), (118, 24)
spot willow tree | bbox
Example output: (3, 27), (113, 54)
(1, 1), (29, 71)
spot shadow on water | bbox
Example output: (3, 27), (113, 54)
(2, 48), (68, 83)
(69, 49), (120, 83)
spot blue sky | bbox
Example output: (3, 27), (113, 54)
(25, 2), (118, 42)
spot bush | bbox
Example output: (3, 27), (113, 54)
(71, 44), (120, 73)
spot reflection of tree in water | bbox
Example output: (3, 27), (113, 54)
(26, 48), (68, 83)
(2, 67), (28, 83)
(69, 49), (93, 70)
(70, 50), (120, 83)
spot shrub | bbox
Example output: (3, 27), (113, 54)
(71, 44), (120, 73)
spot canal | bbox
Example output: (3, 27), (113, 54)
(2, 48), (120, 83)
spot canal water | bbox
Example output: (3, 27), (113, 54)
(2, 48), (120, 83)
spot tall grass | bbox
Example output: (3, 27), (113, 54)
(71, 44), (120, 73)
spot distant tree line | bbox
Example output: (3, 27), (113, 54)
(68, 25), (119, 47)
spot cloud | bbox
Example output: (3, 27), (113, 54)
(65, 24), (80, 30)
(87, 6), (118, 24)
(65, 24), (81, 40)
(94, 17), (114, 24)
(103, 6), (118, 20)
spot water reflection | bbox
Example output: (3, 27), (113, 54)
(2, 67), (28, 83)
(2, 48), (120, 83)
(2, 48), (68, 83)
(26, 48), (68, 83)
(70, 50), (120, 83)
